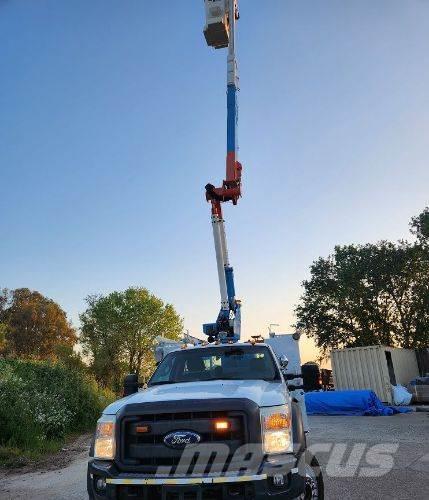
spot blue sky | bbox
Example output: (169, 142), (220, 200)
(1, 1), (428, 362)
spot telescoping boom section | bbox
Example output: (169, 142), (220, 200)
(203, 0), (242, 343)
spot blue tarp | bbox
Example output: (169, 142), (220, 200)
(305, 390), (413, 416)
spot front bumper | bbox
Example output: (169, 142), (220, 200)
(88, 456), (305, 500)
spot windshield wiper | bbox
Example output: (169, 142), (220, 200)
(199, 376), (275, 382)
(202, 377), (236, 381)
(148, 380), (175, 386)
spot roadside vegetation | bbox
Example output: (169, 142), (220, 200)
(0, 286), (182, 467)
(0, 358), (114, 467)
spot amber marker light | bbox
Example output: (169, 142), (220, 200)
(136, 425), (151, 433)
(214, 420), (230, 431)
(264, 412), (289, 431)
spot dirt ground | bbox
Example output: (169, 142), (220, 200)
(0, 434), (92, 476)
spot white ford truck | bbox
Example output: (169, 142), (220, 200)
(87, 342), (323, 499)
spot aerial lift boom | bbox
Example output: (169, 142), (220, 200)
(203, 0), (242, 343)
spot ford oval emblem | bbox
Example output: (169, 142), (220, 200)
(163, 431), (201, 449)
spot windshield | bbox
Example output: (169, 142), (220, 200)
(148, 345), (280, 386)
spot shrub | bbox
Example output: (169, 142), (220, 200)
(0, 359), (115, 450)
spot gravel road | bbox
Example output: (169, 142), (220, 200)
(0, 412), (427, 499)
(0, 435), (90, 500)
(309, 412), (429, 499)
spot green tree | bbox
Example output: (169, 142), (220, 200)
(0, 289), (7, 351)
(0, 288), (77, 359)
(54, 344), (88, 373)
(80, 287), (183, 390)
(410, 206), (429, 243)
(295, 214), (429, 356)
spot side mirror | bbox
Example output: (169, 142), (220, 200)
(279, 355), (289, 374)
(123, 374), (139, 397)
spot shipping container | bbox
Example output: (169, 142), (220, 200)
(415, 348), (429, 376)
(331, 346), (420, 404)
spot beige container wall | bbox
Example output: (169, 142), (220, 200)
(331, 346), (392, 402)
(390, 349), (420, 386)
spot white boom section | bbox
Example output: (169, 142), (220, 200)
(227, 0), (238, 86)
(212, 214), (230, 311)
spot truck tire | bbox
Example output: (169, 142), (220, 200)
(298, 452), (324, 500)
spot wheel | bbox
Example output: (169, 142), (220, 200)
(298, 452), (324, 500)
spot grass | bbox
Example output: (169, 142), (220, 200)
(0, 441), (62, 468)
(0, 432), (87, 468)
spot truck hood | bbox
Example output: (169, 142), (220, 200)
(103, 379), (288, 415)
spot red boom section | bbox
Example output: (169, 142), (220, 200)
(205, 155), (242, 217)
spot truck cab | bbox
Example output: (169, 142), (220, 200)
(87, 342), (323, 499)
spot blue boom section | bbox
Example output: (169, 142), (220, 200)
(225, 266), (236, 308)
(227, 84), (238, 154)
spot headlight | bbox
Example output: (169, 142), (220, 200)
(94, 415), (116, 460)
(260, 405), (292, 454)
